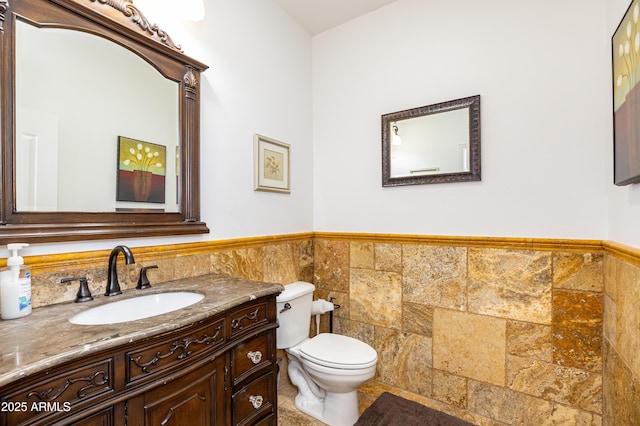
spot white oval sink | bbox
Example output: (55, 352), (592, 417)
(69, 292), (204, 325)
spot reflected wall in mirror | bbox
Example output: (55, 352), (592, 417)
(1, 0), (209, 243)
(16, 20), (179, 213)
(382, 95), (481, 187)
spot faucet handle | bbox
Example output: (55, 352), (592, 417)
(136, 265), (158, 290)
(61, 277), (93, 303)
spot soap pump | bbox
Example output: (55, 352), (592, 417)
(0, 243), (31, 320)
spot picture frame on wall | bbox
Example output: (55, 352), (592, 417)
(254, 134), (290, 193)
(117, 136), (166, 203)
(613, 0), (640, 185)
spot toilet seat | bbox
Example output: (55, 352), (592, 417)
(299, 333), (377, 370)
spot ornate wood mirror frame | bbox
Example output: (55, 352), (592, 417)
(0, 0), (209, 243)
(382, 95), (481, 187)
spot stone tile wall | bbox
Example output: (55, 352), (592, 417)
(21, 233), (640, 425)
(314, 237), (604, 425)
(602, 243), (640, 425)
(28, 235), (314, 308)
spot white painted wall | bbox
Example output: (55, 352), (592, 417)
(17, 0), (640, 257)
(313, 0), (609, 240)
(185, 0), (314, 240)
(19, 0), (314, 256)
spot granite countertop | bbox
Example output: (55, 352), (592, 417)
(0, 273), (283, 388)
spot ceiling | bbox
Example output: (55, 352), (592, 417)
(273, 0), (398, 36)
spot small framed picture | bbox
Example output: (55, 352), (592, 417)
(254, 134), (290, 193)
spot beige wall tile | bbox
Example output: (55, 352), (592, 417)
(314, 239), (349, 292)
(469, 380), (553, 425)
(350, 242), (374, 269)
(554, 252), (604, 292)
(603, 295), (616, 343)
(603, 255), (618, 301)
(173, 253), (212, 279)
(402, 302), (433, 338)
(615, 260), (640, 377)
(263, 243), (302, 284)
(468, 248), (552, 324)
(350, 268), (402, 329)
(506, 320), (553, 363)
(210, 247), (263, 281)
(469, 380), (600, 426)
(507, 355), (602, 414)
(603, 340), (640, 426)
(403, 245), (467, 310)
(333, 317), (375, 348)
(433, 309), (506, 386)
(432, 369), (467, 409)
(375, 243), (402, 273)
(374, 327), (433, 397)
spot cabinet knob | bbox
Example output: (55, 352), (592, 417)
(249, 395), (263, 409)
(247, 350), (262, 364)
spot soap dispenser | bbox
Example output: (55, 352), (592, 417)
(0, 243), (31, 320)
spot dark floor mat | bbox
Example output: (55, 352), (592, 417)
(354, 392), (475, 426)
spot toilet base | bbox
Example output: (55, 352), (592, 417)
(294, 389), (359, 426)
(288, 355), (361, 426)
(319, 390), (360, 426)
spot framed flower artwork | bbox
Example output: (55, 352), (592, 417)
(613, 0), (640, 185)
(254, 134), (290, 193)
(117, 136), (166, 203)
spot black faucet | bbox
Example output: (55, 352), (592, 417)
(105, 245), (135, 296)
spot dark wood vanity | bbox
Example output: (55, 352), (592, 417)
(0, 275), (282, 425)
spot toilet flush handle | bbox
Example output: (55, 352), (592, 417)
(279, 302), (291, 313)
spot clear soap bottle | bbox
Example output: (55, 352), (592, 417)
(0, 243), (31, 320)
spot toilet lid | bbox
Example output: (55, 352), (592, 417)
(299, 333), (377, 369)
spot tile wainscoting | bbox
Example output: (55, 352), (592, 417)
(16, 233), (639, 425)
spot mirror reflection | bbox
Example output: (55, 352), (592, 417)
(382, 95), (481, 187)
(389, 108), (470, 177)
(15, 20), (179, 212)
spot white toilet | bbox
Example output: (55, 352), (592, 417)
(277, 281), (378, 426)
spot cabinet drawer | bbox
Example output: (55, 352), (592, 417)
(232, 372), (275, 426)
(0, 357), (114, 426)
(230, 302), (269, 338)
(231, 333), (273, 387)
(126, 317), (225, 385)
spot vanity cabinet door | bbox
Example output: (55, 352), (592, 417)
(127, 356), (225, 426)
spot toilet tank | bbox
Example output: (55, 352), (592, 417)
(276, 281), (315, 349)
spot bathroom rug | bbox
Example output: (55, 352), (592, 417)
(354, 392), (475, 426)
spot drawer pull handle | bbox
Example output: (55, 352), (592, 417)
(249, 395), (263, 409)
(247, 350), (262, 364)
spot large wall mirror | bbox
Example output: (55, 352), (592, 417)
(1, 0), (209, 242)
(382, 95), (481, 187)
